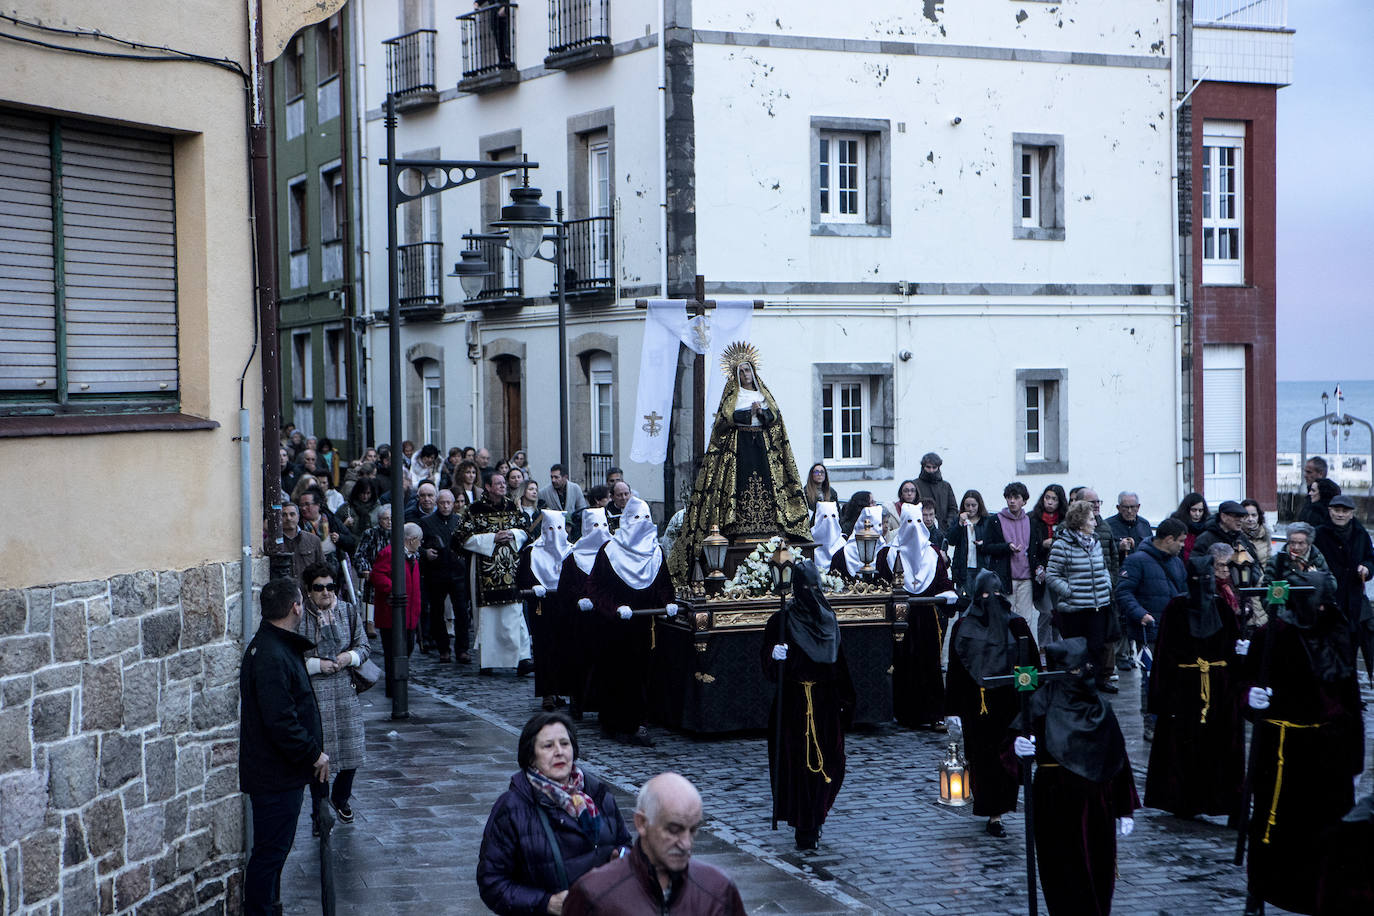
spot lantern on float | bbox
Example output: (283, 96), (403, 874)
(938, 742), (972, 806)
(855, 518), (881, 577)
(702, 526), (730, 583)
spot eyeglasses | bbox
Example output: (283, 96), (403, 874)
(310, 582), (337, 592)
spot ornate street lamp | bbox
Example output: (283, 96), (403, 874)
(768, 542), (795, 595)
(449, 245), (492, 299)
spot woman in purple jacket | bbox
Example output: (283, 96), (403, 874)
(478, 712), (631, 915)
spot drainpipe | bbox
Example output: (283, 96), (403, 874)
(657, 0), (668, 295)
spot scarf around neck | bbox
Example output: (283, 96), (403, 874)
(526, 766), (602, 838)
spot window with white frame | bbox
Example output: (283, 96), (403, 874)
(315, 14), (342, 122)
(421, 358), (442, 448)
(284, 35), (305, 139)
(818, 133), (864, 222)
(292, 330), (312, 400)
(589, 352), (613, 455)
(320, 163), (344, 242)
(810, 117), (890, 237)
(323, 326), (345, 400)
(1015, 369), (1067, 474)
(820, 378), (867, 465)
(1202, 121), (1244, 285)
(287, 176), (309, 289)
(1011, 133), (1065, 240)
(588, 137), (612, 276)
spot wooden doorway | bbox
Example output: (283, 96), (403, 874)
(495, 355), (522, 457)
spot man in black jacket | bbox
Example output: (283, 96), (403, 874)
(239, 578), (328, 916)
(1115, 518), (1188, 740)
(1315, 494), (1374, 638)
(420, 489), (468, 663)
(1191, 500), (1265, 591)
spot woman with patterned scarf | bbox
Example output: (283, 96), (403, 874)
(478, 711), (631, 915)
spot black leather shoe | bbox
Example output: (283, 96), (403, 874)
(627, 726), (656, 748)
(516, 658), (536, 678)
(1098, 681), (1119, 694)
(985, 819), (1007, 838)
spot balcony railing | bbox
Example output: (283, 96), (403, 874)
(384, 29), (438, 108)
(468, 239), (524, 305)
(458, 3), (518, 88)
(583, 452), (614, 488)
(398, 241), (444, 315)
(1194, 0), (1287, 29)
(561, 215), (614, 296)
(546, 0), (611, 69)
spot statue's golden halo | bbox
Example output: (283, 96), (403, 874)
(719, 341), (761, 380)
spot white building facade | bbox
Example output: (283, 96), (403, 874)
(353, 0), (1188, 522)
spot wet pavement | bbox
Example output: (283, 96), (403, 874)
(281, 638), (1374, 915)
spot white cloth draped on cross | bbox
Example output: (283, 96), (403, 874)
(628, 298), (754, 464)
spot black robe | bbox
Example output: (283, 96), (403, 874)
(1244, 616), (1364, 915)
(946, 614), (1035, 818)
(762, 611), (854, 835)
(1316, 795), (1374, 915)
(553, 554), (594, 708)
(584, 549), (674, 736)
(516, 548), (565, 699)
(881, 547), (955, 727)
(1145, 594), (1245, 817)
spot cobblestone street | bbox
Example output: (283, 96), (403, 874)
(283, 638), (1374, 915)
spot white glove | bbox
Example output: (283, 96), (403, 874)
(617, 606), (633, 620)
(945, 716), (962, 730)
(577, 598), (593, 612)
(1248, 686), (1272, 710)
(1234, 639), (1250, 656)
(771, 644), (788, 661)
(533, 585), (547, 598)
(665, 603), (679, 617)
(1013, 735), (1036, 758)
(1119, 817), (1135, 837)
(939, 591), (959, 604)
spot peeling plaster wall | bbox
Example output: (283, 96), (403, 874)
(694, 0), (1173, 58)
(692, 46), (1174, 285)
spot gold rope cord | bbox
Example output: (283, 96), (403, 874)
(667, 373), (812, 584)
(979, 687), (988, 716)
(1260, 718), (1324, 845)
(1177, 657), (1227, 724)
(800, 680), (832, 784)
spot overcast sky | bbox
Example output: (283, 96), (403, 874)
(1275, 0), (1374, 380)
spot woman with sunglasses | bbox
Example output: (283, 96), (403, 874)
(299, 562), (370, 830)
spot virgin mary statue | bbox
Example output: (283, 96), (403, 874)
(668, 342), (811, 584)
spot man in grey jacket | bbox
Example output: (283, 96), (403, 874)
(539, 463), (589, 539)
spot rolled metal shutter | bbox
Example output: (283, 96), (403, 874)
(61, 123), (178, 395)
(0, 114), (57, 393)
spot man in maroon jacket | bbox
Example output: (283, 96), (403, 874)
(564, 773), (745, 916)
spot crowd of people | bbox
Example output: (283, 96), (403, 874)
(246, 431), (1374, 916)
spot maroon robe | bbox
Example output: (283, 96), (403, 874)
(881, 547), (954, 727)
(585, 549), (674, 736)
(946, 614), (1035, 818)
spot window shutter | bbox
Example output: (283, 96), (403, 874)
(0, 114), (57, 392)
(61, 124), (178, 395)
(1203, 345), (1245, 451)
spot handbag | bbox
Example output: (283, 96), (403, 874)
(349, 658), (381, 693)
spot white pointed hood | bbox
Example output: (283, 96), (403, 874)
(810, 501), (845, 568)
(892, 502), (937, 594)
(571, 508), (611, 574)
(602, 497), (663, 589)
(530, 509), (572, 589)
(840, 505), (886, 576)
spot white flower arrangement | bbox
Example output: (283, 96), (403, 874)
(720, 536), (848, 598)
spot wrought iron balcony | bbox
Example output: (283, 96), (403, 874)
(458, 3), (519, 92)
(384, 29), (439, 111)
(545, 0), (611, 71)
(560, 215), (614, 302)
(463, 239), (526, 308)
(398, 241), (445, 318)
(583, 452), (614, 487)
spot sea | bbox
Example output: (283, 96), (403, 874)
(1277, 379), (1374, 490)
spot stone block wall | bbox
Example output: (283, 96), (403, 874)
(0, 558), (266, 914)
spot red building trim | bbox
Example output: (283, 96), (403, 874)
(1190, 81), (1278, 507)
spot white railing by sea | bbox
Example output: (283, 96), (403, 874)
(1194, 0), (1287, 30)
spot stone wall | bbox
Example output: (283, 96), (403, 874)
(0, 558), (265, 915)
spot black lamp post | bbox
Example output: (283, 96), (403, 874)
(381, 92), (539, 718)
(458, 181), (571, 473)
(1322, 391), (1330, 453)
